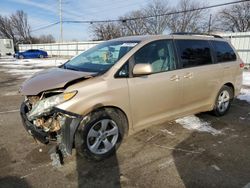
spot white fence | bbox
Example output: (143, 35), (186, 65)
(19, 41), (102, 57)
(18, 32), (250, 64)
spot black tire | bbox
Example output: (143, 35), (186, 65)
(213, 85), (233, 116)
(75, 108), (127, 161)
(39, 54), (44, 58)
(19, 55), (24, 59)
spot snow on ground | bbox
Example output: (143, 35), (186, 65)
(175, 115), (222, 135)
(237, 88), (250, 103)
(238, 71), (250, 103)
(243, 71), (250, 86)
(0, 57), (68, 79)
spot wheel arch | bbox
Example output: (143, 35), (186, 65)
(211, 82), (235, 111)
(60, 105), (129, 156)
(73, 105), (129, 160)
(88, 105), (129, 136)
(223, 82), (235, 97)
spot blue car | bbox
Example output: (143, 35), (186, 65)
(15, 49), (48, 59)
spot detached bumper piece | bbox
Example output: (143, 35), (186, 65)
(20, 102), (83, 166)
(54, 107), (83, 155)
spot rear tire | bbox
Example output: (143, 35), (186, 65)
(75, 108), (127, 161)
(213, 85), (233, 116)
(19, 55), (24, 59)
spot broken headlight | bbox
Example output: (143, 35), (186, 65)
(27, 91), (77, 121)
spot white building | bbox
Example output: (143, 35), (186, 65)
(0, 38), (14, 56)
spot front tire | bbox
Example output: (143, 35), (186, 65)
(213, 85), (233, 116)
(75, 108), (127, 161)
(39, 54), (44, 58)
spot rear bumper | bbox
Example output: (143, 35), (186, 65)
(20, 102), (83, 155)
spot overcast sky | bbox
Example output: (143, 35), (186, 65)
(1, 0), (231, 41)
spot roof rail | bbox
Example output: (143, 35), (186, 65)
(171, 32), (223, 38)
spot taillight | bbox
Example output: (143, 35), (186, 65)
(239, 59), (245, 68)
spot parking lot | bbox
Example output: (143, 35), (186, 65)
(0, 57), (250, 188)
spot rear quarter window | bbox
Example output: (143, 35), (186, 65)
(175, 40), (213, 68)
(211, 41), (236, 63)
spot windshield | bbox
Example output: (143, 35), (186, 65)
(63, 40), (139, 73)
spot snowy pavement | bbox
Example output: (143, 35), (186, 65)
(175, 115), (223, 135)
(238, 71), (250, 103)
(0, 57), (68, 79)
(243, 71), (250, 86)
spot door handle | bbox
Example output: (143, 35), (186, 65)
(224, 66), (230, 69)
(183, 72), (193, 79)
(170, 75), (180, 81)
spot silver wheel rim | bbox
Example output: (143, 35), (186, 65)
(87, 119), (119, 155)
(217, 90), (230, 113)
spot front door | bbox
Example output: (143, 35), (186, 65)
(128, 40), (182, 129)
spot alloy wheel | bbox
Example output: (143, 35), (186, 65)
(87, 119), (119, 155)
(217, 90), (230, 113)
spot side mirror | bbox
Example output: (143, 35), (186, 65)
(133, 63), (153, 76)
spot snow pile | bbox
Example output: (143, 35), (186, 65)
(243, 71), (250, 86)
(0, 58), (68, 79)
(237, 88), (250, 103)
(175, 115), (222, 135)
(238, 71), (250, 103)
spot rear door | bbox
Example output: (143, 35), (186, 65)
(175, 39), (221, 112)
(127, 39), (182, 129)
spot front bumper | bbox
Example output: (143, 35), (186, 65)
(20, 102), (49, 144)
(20, 102), (83, 155)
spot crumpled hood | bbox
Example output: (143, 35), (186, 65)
(20, 67), (95, 95)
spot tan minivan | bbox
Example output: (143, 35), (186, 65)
(20, 33), (243, 163)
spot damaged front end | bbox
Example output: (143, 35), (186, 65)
(20, 90), (83, 165)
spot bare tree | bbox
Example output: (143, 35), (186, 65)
(167, 0), (208, 33)
(120, 10), (148, 35)
(0, 10), (56, 46)
(120, 0), (170, 35)
(0, 10), (32, 47)
(31, 34), (55, 44)
(90, 0), (171, 39)
(213, 1), (250, 32)
(10, 10), (31, 43)
(90, 22), (122, 40)
(143, 0), (170, 34)
(0, 15), (16, 42)
(38, 34), (55, 43)
(90, 0), (209, 39)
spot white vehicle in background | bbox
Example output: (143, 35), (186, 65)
(0, 38), (14, 56)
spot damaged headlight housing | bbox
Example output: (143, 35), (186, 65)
(27, 91), (77, 121)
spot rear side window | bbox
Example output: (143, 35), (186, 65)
(212, 41), (236, 63)
(176, 40), (212, 68)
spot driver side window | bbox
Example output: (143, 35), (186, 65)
(134, 40), (176, 73)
